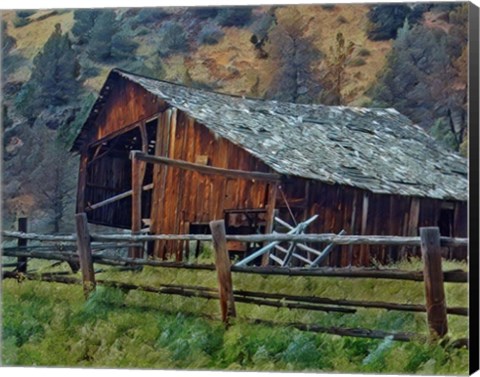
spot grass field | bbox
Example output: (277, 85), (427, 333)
(1, 257), (469, 373)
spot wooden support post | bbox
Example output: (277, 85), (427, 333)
(261, 183), (278, 266)
(76, 151), (88, 213)
(75, 213), (96, 298)
(129, 151), (144, 258)
(210, 219), (236, 324)
(16, 218), (27, 273)
(420, 227), (448, 338)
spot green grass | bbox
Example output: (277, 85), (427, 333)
(1, 258), (469, 373)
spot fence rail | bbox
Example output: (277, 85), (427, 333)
(2, 230), (469, 247)
(1, 216), (470, 346)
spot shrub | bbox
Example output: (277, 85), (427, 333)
(16, 10), (35, 18)
(197, 24), (224, 45)
(135, 8), (170, 24)
(111, 32), (139, 60)
(12, 17), (30, 28)
(367, 4), (411, 40)
(321, 4), (336, 10)
(349, 57), (367, 67)
(216, 7), (253, 27)
(191, 7), (219, 20)
(79, 59), (100, 80)
(357, 47), (371, 57)
(158, 21), (188, 56)
(337, 15), (348, 24)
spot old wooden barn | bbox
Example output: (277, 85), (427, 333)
(72, 69), (468, 266)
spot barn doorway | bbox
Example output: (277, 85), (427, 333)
(83, 119), (158, 229)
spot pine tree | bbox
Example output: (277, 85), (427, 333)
(372, 20), (467, 150)
(16, 23), (80, 121)
(321, 32), (355, 105)
(87, 10), (118, 61)
(2, 20), (16, 54)
(72, 9), (101, 45)
(265, 9), (322, 104)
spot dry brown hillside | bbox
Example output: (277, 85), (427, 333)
(2, 5), (392, 105)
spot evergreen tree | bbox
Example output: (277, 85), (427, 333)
(72, 9), (101, 45)
(158, 21), (188, 56)
(16, 23), (80, 121)
(321, 32), (355, 105)
(265, 10), (322, 104)
(87, 10), (118, 61)
(2, 20), (16, 54)
(372, 20), (467, 150)
(367, 4), (412, 41)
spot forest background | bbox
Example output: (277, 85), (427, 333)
(1, 1), (469, 234)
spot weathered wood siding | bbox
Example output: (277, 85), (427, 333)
(278, 179), (467, 266)
(87, 78), (165, 146)
(149, 109), (274, 260)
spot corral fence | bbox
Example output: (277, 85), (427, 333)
(2, 215), (469, 348)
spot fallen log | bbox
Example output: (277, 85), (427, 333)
(251, 318), (423, 342)
(232, 289), (468, 316)
(231, 266), (468, 283)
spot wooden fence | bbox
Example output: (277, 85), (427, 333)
(2, 216), (469, 346)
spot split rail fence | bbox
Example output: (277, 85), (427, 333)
(2, 216), (469, 347)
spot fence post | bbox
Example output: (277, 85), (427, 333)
(210, 219), (236, 324)
(420, 227), (448, 338)
(16, 217), (28, 273)
(75, 213), (96, 298)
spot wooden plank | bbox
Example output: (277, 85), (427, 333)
(420, 227), (448, 338)
(348, 190), (358, 266)
(86, 183), (154, 211)
(4, 229), (468, 248)
(16, 218), (28, 273)
(75, 213), (96, 298)
(452, 202), (468, 260)
(135, 153), (281, 182)
(261, 183), (278, 266)
(407, 197), (421, 257)
(359, 193), (370, 265)
(210, 220), (236, 324)
(129, 151), (144, 258)
(153, 110), (172, 259)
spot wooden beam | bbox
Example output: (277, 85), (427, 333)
(75, 213), (96, 298)
(261, 183), (278, 266)
(129, 151), (144, 258)
(16, 218), (28, 273)
(210, 220), (236, 324)
(1, 243), (469, 285)
(87, 112), (164, 149)
(135, 152), (281, 182)
(85, 183), (154, 212)
(2, 230), (468, 248)
(420, 227), (448, 338)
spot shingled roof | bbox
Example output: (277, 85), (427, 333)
(74, 69), (468, 201)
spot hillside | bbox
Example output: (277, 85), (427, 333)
(2, 5), (389, 101)
(1, 3), (469, 232)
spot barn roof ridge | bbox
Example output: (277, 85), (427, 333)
(73, 68), (468, 201)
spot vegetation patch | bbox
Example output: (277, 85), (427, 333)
(1, 259), (469, 373)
